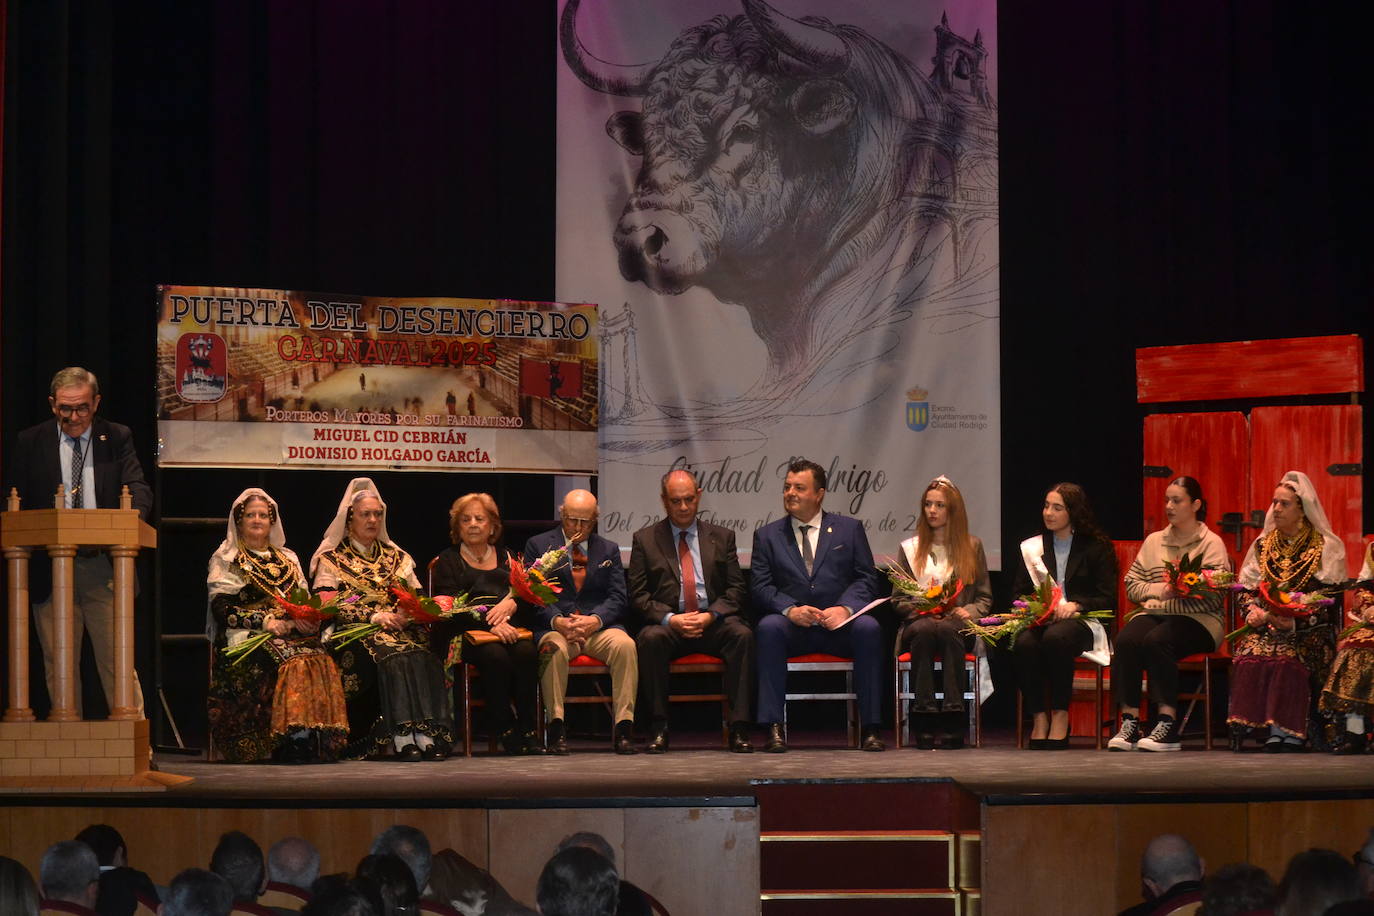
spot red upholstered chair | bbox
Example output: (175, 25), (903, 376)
(894, 651), (981, 747)
(784, 654), (859, 747)
(666, 652), (731, 747)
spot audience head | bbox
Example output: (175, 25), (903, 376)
(1140, 834), (1204, 899)
(209, 830), (266, 903)
(1276, 848), (1361, 916)
(1200, 863), (1276, 916)
(1357, 827), (1374, 898)
(39, 840), (100, 908)
(370, 826), (432, 896)
(162, 868), (234, 916)
(428, 848), (498, 916)
(303, 883), (380, 916)
(356, 854), (418, 916)
(556, 832), (617, 867)
(536, 847), (619, 916)
(74, 823), (127, 868)
(0, 856), (40, 916)
(269, 836), (322, 891)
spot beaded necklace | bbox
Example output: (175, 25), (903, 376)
(234, 542), (297, 598)
(1258, 523), (1322, 590)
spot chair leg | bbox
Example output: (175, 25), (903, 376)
(894, 660), (904, 749)
(1203, 660), (1213, 751)
(1095, 665), (1105, 750)
(1016, 691), (1023, 748)
(462, 666), (474, 758)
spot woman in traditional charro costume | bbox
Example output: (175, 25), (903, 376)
(1227, 470), (1345, 752)
(1318, 540), (1374, 753)
(207, 488), (347, 763)
(311, 477), (454, 760)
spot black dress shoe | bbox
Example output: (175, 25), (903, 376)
(1044, 736), (1070, 750)
(1028, 738), (1049, 750)
(938, 731), (965, 750)
(646, 722), (669, 754)
(914, 732), (936, 750)
(763, 723), (787, 753)
(396, 744), (423, 761)
(860, 727), (885, 752)
(729, 725), (753, 754)
(519, 731), (546, 755)
(613, 721), (638, 755)
(546, 719), (570, 756)
(421, 739), (450, 761)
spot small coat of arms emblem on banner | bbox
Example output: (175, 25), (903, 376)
(905, 386), (930, 432)
(175, 332), (227, 403)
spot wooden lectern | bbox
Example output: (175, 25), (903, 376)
(0, 485), (188, 790)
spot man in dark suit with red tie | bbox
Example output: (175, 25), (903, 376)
(751, 458), (884, 752)
(6, 367), (152, 718)
(524, 489), (638, 754)
(628, 469), (754, 753)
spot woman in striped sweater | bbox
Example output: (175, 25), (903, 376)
(1109, 476), (1230, 752)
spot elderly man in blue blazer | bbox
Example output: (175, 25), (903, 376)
(752, 458), (884, 752)
(525, 488), (638, 754)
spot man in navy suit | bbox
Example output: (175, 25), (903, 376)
(751, 458), (884, 751)
(525, 489), (638, 754)
(7, 367), (152, 717)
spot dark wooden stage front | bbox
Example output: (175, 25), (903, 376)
(4, 730), (1374, 916)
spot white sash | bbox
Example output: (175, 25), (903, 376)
(1019, 535), (1110, 666)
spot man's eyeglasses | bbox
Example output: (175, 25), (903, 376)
(561, 515), (596, 527)
(54, 404), (93, 417)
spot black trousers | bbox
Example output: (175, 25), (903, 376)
(636, 615), (754, 724)
(1013, 619), (1094, 713)
(900, 616), (973, 713)
(1113, 614), (1214, 710)
(466, 637), (539, 735)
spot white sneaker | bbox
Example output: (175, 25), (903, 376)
(1136, 717), (1182, 752)
(1108, 716), (1141, 751)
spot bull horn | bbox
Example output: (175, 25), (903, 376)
(560, 0), (654, 97)
(742, 0), (848, 73)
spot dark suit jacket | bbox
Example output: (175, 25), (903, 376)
(7, 417), (152, 518)
(1011, 532), (1118, 629)
(749, 510), (879, 617)
(6, 417), (153, 602)
(627, 519), (746, 624)
(523, 528), (627, 633)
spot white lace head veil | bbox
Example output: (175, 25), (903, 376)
(309, 477), (393, 577)
(206, 487), (293, 638)
(210, 488), (286, 569)
(1238, 470), (1346, 587)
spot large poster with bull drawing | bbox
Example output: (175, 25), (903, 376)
(556, 0), (1000, 566)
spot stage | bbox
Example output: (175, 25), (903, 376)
(4, 730), (1374, 916)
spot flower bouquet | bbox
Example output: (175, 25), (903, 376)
(963, 576), (1113, 648)
(329, 582), (490, 651)
(223, 587), (342, 666)
(1337, 578), (1374, 641)
(885, 564), (963, 617)
(1162, 552), (1235, 601)
(1224, 580), (1337, 644)
(509, 547), (567, 606)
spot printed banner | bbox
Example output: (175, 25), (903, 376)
(155, 286), (598, 474)
(555, 0), (1001, 565)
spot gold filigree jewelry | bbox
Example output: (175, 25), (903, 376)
(1258, 523), (1322, 590)
(236, 543), (297, 597)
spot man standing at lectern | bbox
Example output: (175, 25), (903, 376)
(7, 366), (152, 717)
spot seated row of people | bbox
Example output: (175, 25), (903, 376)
(207, 460), (1374, 762)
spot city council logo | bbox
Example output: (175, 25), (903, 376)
(905, 386), (930, 432)
(175, 332), (227, 403)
